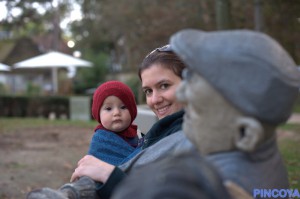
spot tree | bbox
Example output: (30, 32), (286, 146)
(263, 0), (300, 63)
(71, 0), (215, 73)
(73, 50), (108, 94)
(1, 0), (72, 40)
(254, 0), (264, 31)
(215, 0), (232, 29)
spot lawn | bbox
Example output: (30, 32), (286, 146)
(0, 117), (97, 131)
(278, 123), (300, 189)
(0, 117), (299, 198)
(0, 117), (97, 199)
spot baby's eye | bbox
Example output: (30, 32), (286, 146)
(143, 89), (152, 96)
(105, 107), (112, 111)
(120, 105), (127, 110)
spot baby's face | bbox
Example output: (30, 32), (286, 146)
(100, 96), (131, 133)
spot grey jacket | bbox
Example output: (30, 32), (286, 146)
(120, 131), (289, 195)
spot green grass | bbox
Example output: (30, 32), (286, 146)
(279, 139), (300, 188)
(278, 123), (300, 189)
(0, 117), (97, 134)
(279, 123), (300, 132)
(293, 102), (300, 113)
(0, 117), (299, 188)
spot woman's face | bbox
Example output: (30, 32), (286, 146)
(141, 64), (183, 119)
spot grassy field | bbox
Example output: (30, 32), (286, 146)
(278, 123), (300, 188)
(0, 117), (97, 131)
(0, 117), (299, 190)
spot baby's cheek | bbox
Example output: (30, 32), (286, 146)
(100, 117), (111, 129)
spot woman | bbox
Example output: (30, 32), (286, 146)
(138, 44), (185, 149)
(70, 44), (186, 198)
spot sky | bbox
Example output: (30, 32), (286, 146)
(0, 1), (82, 30)
(0, 2), (8, 21)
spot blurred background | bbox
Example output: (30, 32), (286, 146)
(0, 0), (299, 99)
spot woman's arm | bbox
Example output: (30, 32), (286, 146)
(70, 155), (115, 183)
(70, 155), (127, 199)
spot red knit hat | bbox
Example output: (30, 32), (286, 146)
(92, 81), (137, 124)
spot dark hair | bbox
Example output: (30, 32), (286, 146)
(138, 46), (186, 80)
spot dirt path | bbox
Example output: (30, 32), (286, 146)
(0, 125), (92, 199)
(1, 113), (299, 199)
(287, 113), (300, 124)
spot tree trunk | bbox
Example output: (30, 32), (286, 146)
(254, 0), (264, 32)
(215, 0), (232, 30)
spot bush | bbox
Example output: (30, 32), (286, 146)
(125, 76), (142, 104)
(0, 83), (7, 94)
(0, 95), (69, 118)
(294, 95), (300, 113)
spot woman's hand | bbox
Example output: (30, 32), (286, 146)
(70, 155), (115, 183)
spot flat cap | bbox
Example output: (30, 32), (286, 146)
(170, 29), (300, 124)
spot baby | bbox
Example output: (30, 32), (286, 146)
(88, 80), (139, 166)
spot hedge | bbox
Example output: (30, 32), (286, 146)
(0, 95), (70, 119)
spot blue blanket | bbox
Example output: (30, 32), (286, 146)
(88, 129), (137, 166)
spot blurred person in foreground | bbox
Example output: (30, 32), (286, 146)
(112, 29), (300, 199)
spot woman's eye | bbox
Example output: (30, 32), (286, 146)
(143, 89), (152, 96)
(120, 105), (127, 109)
(160, 83), (170, 90)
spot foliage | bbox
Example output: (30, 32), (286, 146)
(69, 0), (300, 72)
(263, 0), (300, 63)
(73, 50), (109, 94)
(26, 82), (41, 96)
(2, 1), (300, 65)
(125, 75), (142, 103)
(0, 95), (69, 118)
(0, 0), (73, 38)
(293, 95), (300, 113)
(72, 0), (215, 72)
(1, 0), (299, 92)
(0, 83), (7, 94)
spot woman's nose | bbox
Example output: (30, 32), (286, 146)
(151, 91), (163, 104)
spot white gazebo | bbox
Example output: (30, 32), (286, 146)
(0, 63), (11, 87)
(13, 51), (92, 93)
(0, 63), (10, 71)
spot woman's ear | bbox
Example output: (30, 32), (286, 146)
(234, 117), (264, 152)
